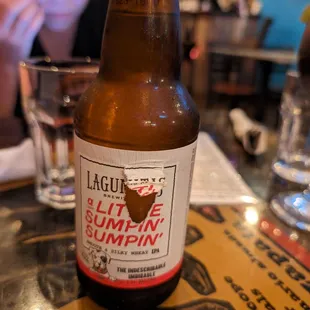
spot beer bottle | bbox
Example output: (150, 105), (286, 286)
(74, 0), (200, 308)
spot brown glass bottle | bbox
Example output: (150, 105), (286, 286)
(75, 1), (200, 309)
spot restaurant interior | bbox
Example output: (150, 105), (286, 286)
(0, 0), (309, 309)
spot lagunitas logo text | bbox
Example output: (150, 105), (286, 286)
(87, 170), (164, 198)
(87, 171), (126, 194)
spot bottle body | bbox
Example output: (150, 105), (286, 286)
(74, 1), (200, 308)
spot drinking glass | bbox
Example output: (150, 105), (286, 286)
(271, 72), (310, 231)
(20, 58), (99, 209)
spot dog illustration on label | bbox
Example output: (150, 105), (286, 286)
(89, 248), (116, 281)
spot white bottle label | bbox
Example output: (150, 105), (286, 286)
(75, 134), (197, 289)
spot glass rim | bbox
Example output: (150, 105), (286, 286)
(20, 57), (100, 74)
(286, 70), (299, 78)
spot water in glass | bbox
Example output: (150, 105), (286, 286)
(20, 59), (98, 209)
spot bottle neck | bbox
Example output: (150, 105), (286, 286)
(99, 0), (182, 82)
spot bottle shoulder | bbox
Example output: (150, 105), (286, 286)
(75, 80), (200, 151)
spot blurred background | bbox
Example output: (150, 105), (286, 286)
(180, 0), (307, 128)
(1, 3), (310, 308)
(0, 0), (307, 146)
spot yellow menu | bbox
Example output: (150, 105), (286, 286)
(61, 206), (310, 310)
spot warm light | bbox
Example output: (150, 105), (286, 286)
(289, 233), (299, 241)
(0, 207), (12, 218)
(273, 228), (282, 236)
(261, 221), (269, 230)
(190, 47), (201, 60)
(240, 195), (258, 204)
(63, 95), (70, 103)
(245, 207), (259, 225)
(11, 220), (22, 233)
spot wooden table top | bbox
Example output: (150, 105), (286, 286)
(210, 46), (297, 65)
(0, 118), (309, 310)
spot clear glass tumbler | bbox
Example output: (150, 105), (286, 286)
(272, 71), (310, 184)
(20, 58), (98, 209)
(271, 73), (310, 231)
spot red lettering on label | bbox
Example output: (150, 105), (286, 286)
(106, 234), (125, 246)
(142, 185), (156, 196)
(141, 185), (156, 196)
(125, 235), (139, 246)
(138, 223), (144, 232)
(94, 230), (106, 242)
(94, 214), (106, 227)
(150, 204), (163, 217)
(138, 235), (145, 246)
(86, 224), (93, 238)
(116, 204), (126, 216)
(108, 203), (114, 215)
(95, 200), (106, 214)
(125, 220), (138, 232)
(85, 209), (93, 223)
(131, 184), (158, 197)
(88, 231), (163, 247)
(88, 198), (94, 206)
(143, 218), (162, 232)
(131, 185), (148, 194)
(141, 233), (162, 246)
(106, 218), (125, 231)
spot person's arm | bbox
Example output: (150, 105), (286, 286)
(0, 0), (44, 147)
(0, 61), (22, 148)
(0, 64), (18, 118)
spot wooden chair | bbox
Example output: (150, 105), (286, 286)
(181, 13), (199, 94)
(206, 17), (273, 108)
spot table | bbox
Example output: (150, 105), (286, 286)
(0, 125), (309, 310)
(209, 46), (297, 65)
(209, 46), (297, 122)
